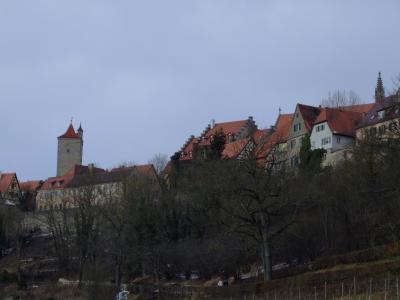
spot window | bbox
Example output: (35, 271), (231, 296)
(321, 136), (331, 146)
(290, 139), (296, 149)
(336, 136), (341, 144)
(293, 123), (301, 132)
(378, 125), (386, 135)
(311, 141), (315, 149)
(316, 124), (325, 132)
(291, 157), (299, 167)
(389, 122), (398, 132)
(378, 110), (385, 119)
(66, 149), (70, 153)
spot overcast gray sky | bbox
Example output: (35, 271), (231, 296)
(1, 0), (399, 181)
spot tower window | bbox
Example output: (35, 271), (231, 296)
(66, 149), (70, 153)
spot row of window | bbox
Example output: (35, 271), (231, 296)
(366, 121), (399, 136)
(293, 123), (301, 132)
(315, 124), (325, 132)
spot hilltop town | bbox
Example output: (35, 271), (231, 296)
(1, 73), (400, 299)
(1, 73), (398, 210)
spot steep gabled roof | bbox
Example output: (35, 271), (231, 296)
(58, 124), (81, 139)
(341, 103), (375, 114)
(205, 120), (248, 137)
(20, 180), (43, 192)
(133, 164), (159, 181)
(254, 113), (293, 159)
(178, 118), (255, 161)
(222, 138), (251, 159)
(298, 104), (321, 131)
(357, 95), (400, 129)
(314, 108), (364, 137)
(180, 136), (198, 161)
(252, 129), (272, 144)
(0, 173), (18, 193)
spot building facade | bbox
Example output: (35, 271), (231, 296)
(286, 104), (321, 168)
(57, 123), (83, 177)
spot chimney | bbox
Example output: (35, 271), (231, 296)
(88, 163), (94, 173)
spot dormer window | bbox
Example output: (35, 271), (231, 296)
(378, 110), (385, 119)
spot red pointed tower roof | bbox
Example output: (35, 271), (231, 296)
(58, 124), (81, 139)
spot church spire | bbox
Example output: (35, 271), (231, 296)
(375, 72), (385, 102)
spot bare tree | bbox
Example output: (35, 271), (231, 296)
(320, 90), (362, 108)
(40, 194), (73, 271)
(148, 153), (168, 176)
(69, 176), (102, 287)
(392, 73), (400, 94)
(96, 178), (130, 290)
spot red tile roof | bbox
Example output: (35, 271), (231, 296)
(198, 120), (248, 147)
(40, 165), (105, 190)
(222, 138), (251, 159)
(357, 95), (400, 128)
(133, 164), (158, 180)
(180, 136), (198, 161)
(178, 119), (253, 161)
(314, 108), (364, 137)
(205, 120), (247, 137)
(252, 129), (272, 144)
(0, 173), (17, 193)
(20, 180), (43, 192)
(254, 114), (293, 159)
(41, 164), (159, 191)
(298, 104), (321, 131)
(341, 103), (374, 114)
(58, 124), (81, 139)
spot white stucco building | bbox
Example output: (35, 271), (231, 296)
(310, 108), (366, 166)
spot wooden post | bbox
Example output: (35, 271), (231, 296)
(314, 286), (317, 300)
(385, 279), (387, 300)
(325, 281), (327, 300)
(341, 282), (344, 299)
(298, 287), (301, 300)
(397, 277), (399, 300)
(369, 278), (372, 300)
(353, 277), (356, 297)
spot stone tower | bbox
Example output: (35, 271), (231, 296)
(375, 72), (385, 102)
(57, 123), (83, 176)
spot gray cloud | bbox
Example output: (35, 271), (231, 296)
(0, 0), (399, 180)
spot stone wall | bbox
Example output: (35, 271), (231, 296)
(57, 138), (83, 176)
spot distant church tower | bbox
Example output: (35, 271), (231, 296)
(375, 72), (385, 102)
(57, 122), (83, 176)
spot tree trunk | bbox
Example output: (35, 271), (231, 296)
(78, 257), (86, 288)
(260, 236), (272, 281)
(259, 215), (272, 282)
(115, 255), (122, 290)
